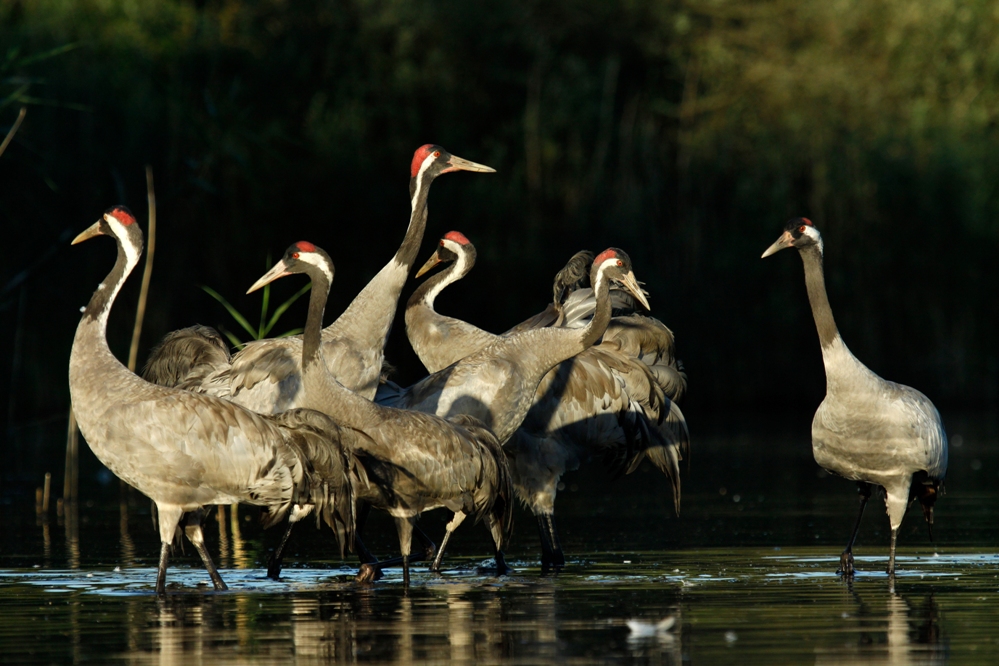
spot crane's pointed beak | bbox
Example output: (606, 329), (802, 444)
(619, 270), (651, 310)
(72, 220), (104, 245)
(442, 154), (495, 174)
(415, 249), (443, 278)
(247, 259), (291, 294)
(761, 231), (794, 258)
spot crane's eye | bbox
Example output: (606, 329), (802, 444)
(616, 260), (623, 267)
(292, 252), (299, 259)
(434, 150), (441, 158)
(798, 225), (806, 233)
(440, 240), (445, 247)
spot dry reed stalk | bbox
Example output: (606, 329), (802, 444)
(127, 166), (157, 371)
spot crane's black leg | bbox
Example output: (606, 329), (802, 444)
(537, 513), (565, 575)
(911, 477), (940, 542)
(486, 513), (509, 576)
(838, 482), (873, 576)
(267, 519), (296, 580)
(398, 518), (413, 587)
(156, 541), (171, 596)
(430, 512), (465, 573)
(184, 510), (228, 590)
(154, 504), (184, 595)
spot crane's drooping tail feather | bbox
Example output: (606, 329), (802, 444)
(265, 408), (357, 557)
(445, 413), (515, 544)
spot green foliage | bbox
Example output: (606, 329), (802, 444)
(201, 280), (311, 350)
(1, 42), (84, 112)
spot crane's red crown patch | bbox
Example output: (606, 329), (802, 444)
(107, 207), (136, 226)
(295, 241), (316, 253)
(443, 231), (470, 245)
(594, 248), (619, 265)
(411, 144), (437, 177)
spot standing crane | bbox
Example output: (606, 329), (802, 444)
(68, 207), (355, 594)
(762, 217), (947, 576)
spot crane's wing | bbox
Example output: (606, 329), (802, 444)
(142, 325), (232, 391)
(521, 343), (689, 513)
(602, 314), (687, 402)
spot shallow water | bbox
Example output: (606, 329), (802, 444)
(2, 412), (997, 663)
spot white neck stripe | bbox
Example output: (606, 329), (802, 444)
(411, 153), (437, 209)
(300, 252), (334, 286)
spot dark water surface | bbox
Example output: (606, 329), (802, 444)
(2, 412), (997, 664)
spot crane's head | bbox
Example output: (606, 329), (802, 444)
(761, 217), (823, 258)
(72, 205), (144, 266)
(416, 230), (476, 278)
(410, 144), (495, 182)
(592, 248), (650, 310)
(72, 205), (138, 243)
(248, 241), (334, 293)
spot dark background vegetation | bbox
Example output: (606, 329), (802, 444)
(2, 0), (997, 493)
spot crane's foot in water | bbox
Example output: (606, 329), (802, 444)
(494, 550), (509, 576)
(472, 550), (510, 577)
(537, 514), (565, 575)
(355, 563), (384, 583)
(540, 553), (565, 576)
(266, 555), (283, 580)
(837, 549), (856, 577)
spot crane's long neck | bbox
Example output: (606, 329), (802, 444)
(84, 239), (136, 331)
(70, 234), (144, 420)
(581, 263), (614, 348)
(523, 262), (612, 374)
(799, 245), (839, 349)
(799, 245), (874, 391)
(396, 173), (435, 270)
(317, 171), (438, 399)
(407, 251), (472, 312)
(302, 270), (383, 429)
(301, 272), (331, 373)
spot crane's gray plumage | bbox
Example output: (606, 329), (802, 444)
(400, 236), (688, 570)
(141, 324), (231, 390)
(196, 146), (494, 412)
(404, 231), (499, 371)
(762, 217), (947, 576)
(69, 207), (354, 594)
(251, 241), (513, 584)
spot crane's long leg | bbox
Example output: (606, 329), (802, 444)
(156, 542), (171, 596)
(887, 528), (898, 577)
(356, 521), (436, 583)
(354, 502), (435, 568)
(486, 513), (509, 576)
(838, 482), (873, 576)
(267, 520), (296, 580)
(266, 504), (317, 579)
(397, 517), (414, 587)
(184, 509), (228, 590)
(154, 504), (184, 596)
(430, 511), (467, 573)
(537, 513), (565, 574)
(912, 478), (939, 543)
